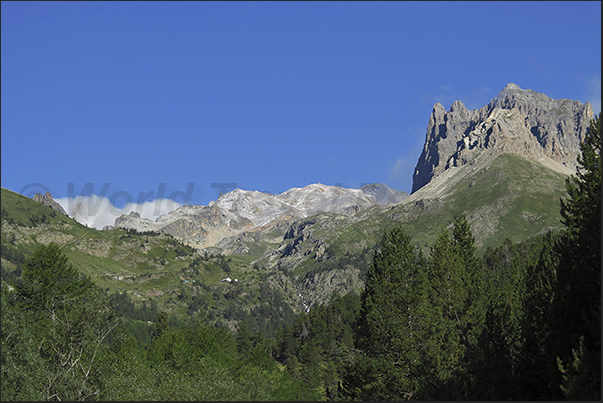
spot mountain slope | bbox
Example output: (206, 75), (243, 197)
(1, 187), (302, 333)
(253, 152), (571, 311)
(2, 83), (593, 333)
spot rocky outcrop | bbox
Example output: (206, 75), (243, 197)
(32, 192), (68, 215)
(412, 83), (594, 193)
(113, 210), (158, 232)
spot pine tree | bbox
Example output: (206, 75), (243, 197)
(472, 239), (534, 399)
(14, 243), (118, 400)
(518, 231), (560, 399)
(451, 214), (485, 349)
(423, 215), (484, 399)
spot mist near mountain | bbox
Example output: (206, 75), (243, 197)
(54, 195), (183, 230)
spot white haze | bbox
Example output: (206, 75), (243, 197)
(55, 195), (182, 230)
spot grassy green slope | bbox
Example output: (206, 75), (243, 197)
(329, 153), (568, 256)
(256, 153), (571, 311)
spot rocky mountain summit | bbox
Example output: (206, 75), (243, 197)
(32, 192), (68, 215)
(114, 183), (408, 251)
(412, 83), (594, 193)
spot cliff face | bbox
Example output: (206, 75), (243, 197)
(412, 83), (594, 193)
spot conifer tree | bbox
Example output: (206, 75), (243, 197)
(451, 214), (484, 347)
(553, 112), (601, 400)
(14, 243), (118, 400)
(422, 229), (465, 397)
(423, 215), (483, 398)
(342, 227), (428, 400)
(518, 232), (560, 399)
(17, 242), (93, 321)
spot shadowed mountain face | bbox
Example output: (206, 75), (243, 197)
(412, 83), (593, 193)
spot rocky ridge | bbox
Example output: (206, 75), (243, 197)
(113, 183), (408, 251)
(412, 83), (594, 193)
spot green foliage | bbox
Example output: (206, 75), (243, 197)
(1, 282), (48, 400)
(421, 223), (469, 398)
(99, 315), (320, 401)
(109, 290), (160, 323)
(515, 231), (560, 399)
(2, 243), (320, 401)
(3, 243), (120, 400)
(273, 292), (361, 399)
(556, 335), (600, 400)
(17, 243), (93, 318)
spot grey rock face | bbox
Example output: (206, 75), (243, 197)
(412, 83), (594, 193)
(32, 192), (68, 216)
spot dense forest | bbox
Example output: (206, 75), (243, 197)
(1, 114), (600, 400)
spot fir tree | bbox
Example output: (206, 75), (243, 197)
(422, 228), (465, 398)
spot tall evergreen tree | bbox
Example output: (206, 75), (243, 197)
(423, 215), (484, 399)
(518, 231), (560, 399)
(422, 228), (465, 398)
(553, 112), (601, 400)
(342, 227), (428, 400)
(471, 238), (538, 399)
(452, 213), (484, 335)
(17, 242), (93, 321)
(12, 243), (118, 400)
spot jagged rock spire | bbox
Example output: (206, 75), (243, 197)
(411, 84), (594, 193)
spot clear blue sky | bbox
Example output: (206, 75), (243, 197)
(2, 1), (601, 207)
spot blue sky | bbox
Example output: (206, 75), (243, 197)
(2, 1), (601, 213)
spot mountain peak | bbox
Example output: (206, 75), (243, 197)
(113, 182), (407, 251)
(503, 82), (521, 91)
(412, 84), (594, 193)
